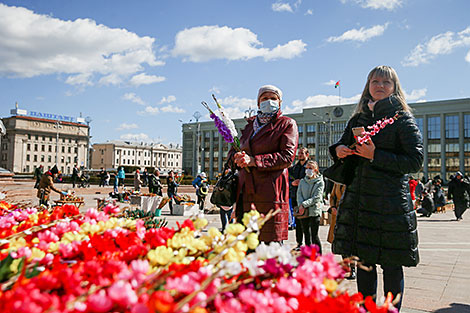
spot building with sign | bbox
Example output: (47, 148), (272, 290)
(91, 141), (182, 174)
(0, 106), (90, 174)
(182, 98), (470, 182)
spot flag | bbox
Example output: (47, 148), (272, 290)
(335, 80), (340, 88)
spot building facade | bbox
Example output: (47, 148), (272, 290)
(1, 111), (90, 174)
(182, 98), (470, 182)
(91, 141), (182, 174)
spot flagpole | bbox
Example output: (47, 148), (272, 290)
(338, 83), (341, 106)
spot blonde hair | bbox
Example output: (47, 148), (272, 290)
(354, 65), (411, 115)
(306, 160), (319, 172)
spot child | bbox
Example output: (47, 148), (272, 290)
(197, 177), (209, 212)
(296, 160), (324, 253)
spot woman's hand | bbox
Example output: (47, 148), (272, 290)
(234, 151), (255, 168)
(354, 140), (375, 160)
(336, 145), (355, 159)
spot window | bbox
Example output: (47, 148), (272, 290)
(42, 136), (45, 141)
(49, 145), (52, 152)
(307, 136), (315, 144)
(62, 138), (65, 143)
(41, 145), (45, 152)
(428, 144), (441, 153)
(446, 143), (459, 152)
(27, 155), (30, 161)
(62, 146), (65, 153)
(75, 147), (78, 153)
(68, 147), (71, 153)
(41, 155), (45, 162)
(445, 115), (459, 138)
(48, 156), (51, 162)
(427, 116), (440, 139)
(298, 125), (303, 133)
(67, 157), (71, 163)
(28, 134), (31, 140)
(35, 135), (38, 140)
(27, 144), (31, 151)
(415, 117), (423, 135)
(33, 155), (37, 162)
(465, 114), (470, 138)
(307, 124), (316, 133)
(34, 144), (38, 151)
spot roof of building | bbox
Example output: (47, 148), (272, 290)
(94, 140), (182, 151)
(6, 115), (88, 127)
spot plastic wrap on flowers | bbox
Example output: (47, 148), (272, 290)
(0, 201), (398, 313)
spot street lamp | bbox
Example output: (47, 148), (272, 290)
(244, 107), (255, 119)
(312, 112), (333, 166)
(54, 121), (62, 167)
(85, 116), (92, 169)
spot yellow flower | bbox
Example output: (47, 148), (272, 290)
(31, 237), (40, 244)
(80, 222), (91, 233)
(246, 233), (259, 250)
(194, 218), (208, 230)
(208, 227), (222, 239)
(224, 247), (244, 262)
(9, 258), (23, 274)
(147, 246), (173, 266)
(323, 278), (338, 293)
(30, 247), (45, 261)
(48, 242), (60, 253)
(235, 241), (248, 253)
(225, 224), (245, 236)
(242, 210), (260, 227)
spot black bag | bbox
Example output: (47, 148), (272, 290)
(323, 158), (354, 186)
(210, 167), (238, 207)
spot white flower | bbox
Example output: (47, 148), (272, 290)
(242, 254), (266, 276)
(218, 261), (243, 276)
(217, 108), (238, 138)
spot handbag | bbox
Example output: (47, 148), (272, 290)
(323, 157), (355, 186)
(210, 165), (238, 207)
(293, 206), (309, 219)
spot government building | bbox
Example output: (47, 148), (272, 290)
(0, 106), (90, 174)
(182, 98), (470, 182)
(91, 141), (182, 174)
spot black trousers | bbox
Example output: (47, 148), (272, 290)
(300, 216), (322, 254)
(357, 264), (404, 311)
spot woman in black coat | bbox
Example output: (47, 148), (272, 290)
(330, 66), (423, 311)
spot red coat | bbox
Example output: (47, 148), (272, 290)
(230, 111), (298, 242)
(409, 179), (418, 201)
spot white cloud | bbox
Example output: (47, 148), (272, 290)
(123, 93), (145, 105)
(272, 2), (293, 12)
(466, 50), (470, 63)
(116, 123), (138, 130)
(211, 96), (257, 119)
(120, 133), (151, 142)
(0, 3), (162, 85)
(160, 105), (185, 113)
(284, 94), (361, 114)
(209, 86), (221, 94)
(138, 106), (160, 115)
(327, 23), (388, 43)
(305, 9), (313, 15)
(340, 0), (402, 10)
(159, 95), (176, 104)
(405, 88), (427, 101)
(324, 80), (337, 86)
(129, 73), (166, 86)
(402, 27), (470, 66)
(172, 25), (306, 62)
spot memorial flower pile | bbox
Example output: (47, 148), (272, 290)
(0, 202), (398, 313)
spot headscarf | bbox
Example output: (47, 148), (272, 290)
(257, 85), (283, 104)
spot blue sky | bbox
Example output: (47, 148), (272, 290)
(1, 0), (469, 145)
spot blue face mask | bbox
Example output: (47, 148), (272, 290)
(259, 100), (279, 114)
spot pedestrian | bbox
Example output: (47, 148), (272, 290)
(409, 176), (418, 208)
(432, 179), (446, 213)
(134, 169), (142, 192)
(193, 172), (207, 209)
(71, 165), (79, 188)
(98, 167), (106, 187)
(288, 147), (309, 248)
(37, 165), (67, 206)
(104, 171), (110, 186)
(447, 171), (470, 221)
(196, 175), (209, 211)
(229, 84), (298, 243)
(117, 166), (126, 187)
(167, 172), (179, 215)
(296, 160), (324, 253)
(414, 178), (425, 208)
(218, 169), (234, 232)
(112, 173), (119, 194)
(34, 165), (43, 189)
(142, 168), (149, 187)
(417, 190), (434, 217)
(148, 169), (163, 196)
(330, 65), (423, 311)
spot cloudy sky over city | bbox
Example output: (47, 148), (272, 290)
(0, 0), (469, 145)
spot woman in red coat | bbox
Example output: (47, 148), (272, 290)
(230, 85), (298, 242)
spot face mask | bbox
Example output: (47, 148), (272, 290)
(305, 169), (315, 177)
(259, 100), (279, 113)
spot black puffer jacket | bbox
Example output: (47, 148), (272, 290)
(330, 96), (423, 267)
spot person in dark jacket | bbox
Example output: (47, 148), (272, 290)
(447, 172), (470, 220)
(37, 165), (67, 206)
(34, 165), (44, 189)
(432, 179), (446, 213)
(167, 171), (179, 215)
(417, 190), (434, 217)
(148, 169), (163, 196)
(230, 84), (298, 243)
(330, 66), (423, 311)
(288, 147), (309, 248)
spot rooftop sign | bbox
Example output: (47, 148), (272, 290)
(10, 109), (86, 124)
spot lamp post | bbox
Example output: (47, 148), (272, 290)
(54, 121), (62, 167)
(244, 107), (255, 119)
(85, 116), (92, 169)
(312, 112), (333, 167)
(192, 111), (202, 177)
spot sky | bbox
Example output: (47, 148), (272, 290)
(1, 0), (469, 146)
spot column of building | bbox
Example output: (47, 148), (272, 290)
(440, 113), (446, 180)
(209, 131), (214, 179)
(459, 112), (465, 173)
(422, 114), (428, 179)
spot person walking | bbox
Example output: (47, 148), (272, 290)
(408, 176), (418, 208)
(167, 172), (179, 215)
(134, 169), (142, 192)
(142, 168), (149, 187)
(71, 165), (79, 188)
(296, 160), (324, 253)
(117, 166), (126, 187)
(330, 66), (423, 311)
(37, 165), (67, 206)
(193, 172), (207, 209)
(230, 84), (298, 243)
(447, 171), (470, 221)
(432, 179), (446, 213)
(289, 147), (309, 248)
(98, 167), (106, 187)
(196, 175), (209, 212)
(34, 165), (44, 189)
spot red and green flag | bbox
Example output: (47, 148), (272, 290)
(335, 80), (340, 88)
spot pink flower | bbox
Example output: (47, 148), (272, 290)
(215, 295), (244, 313)
(276, 277), (302, 296)
(37, 230), (59, 243)
(59, 241), (79, 259)
(87, 290), (113, 313)
(108, 280), (138, 308)
(320, 253), (344, 279)
(103, 204), (120, 215)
